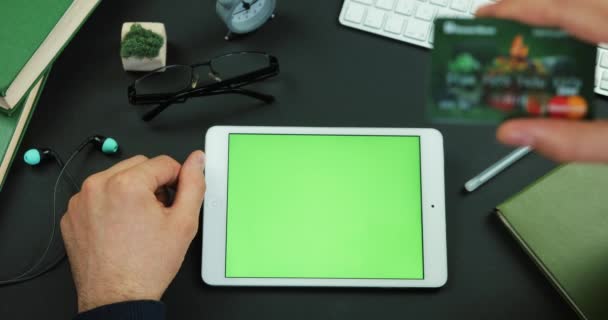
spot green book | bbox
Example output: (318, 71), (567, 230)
(496, 164), (608, 320)
(0, 0), (100, 113)
(0, 70), (49, 190)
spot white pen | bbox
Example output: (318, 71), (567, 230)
(464, 146), (533, 193)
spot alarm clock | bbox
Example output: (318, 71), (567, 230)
(216, 0), (276, 40)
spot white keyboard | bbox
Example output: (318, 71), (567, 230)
(339, 0), (608, 97)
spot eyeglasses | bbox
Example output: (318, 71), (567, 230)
(128, 51), (280, 121)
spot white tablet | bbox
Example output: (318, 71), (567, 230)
(202, 126), (447, 288)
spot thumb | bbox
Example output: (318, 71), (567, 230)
(171, 150), (207, 219)
(497, 119), (608, 163)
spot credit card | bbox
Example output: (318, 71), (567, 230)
(429, 18), (597, 124)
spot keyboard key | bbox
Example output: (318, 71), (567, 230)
(437, 8), (463, 18)
(430, 0), (449, 6)
(385, 14), (406, 34)
(352, 0), (374, 4)
(415, 3), (436, 20)
(601, 52), (608, 68)
(376, 0), (396, 10)
(601, 80), (608, 90)
(364, 8), (386, 29)
(451, 0), (471, 12)
(470, 0), (491, 14)
(345, 3), (367, 23)
(429, 24), (435, 43)
(603, 70), (608, 81)
(404, 19), (430, 41)
(395, 0), (416, 15)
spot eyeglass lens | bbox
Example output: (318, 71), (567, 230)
(134, 53), (271, 95)
(134, 65), (194, 95)
(208, 53), (270, 81)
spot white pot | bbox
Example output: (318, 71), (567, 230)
(121, 22), (167, 72)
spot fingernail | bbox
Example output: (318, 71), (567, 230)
(197, 151), (206, 166)
(200, 152), (206, 174)
(504, 131), (535, 147)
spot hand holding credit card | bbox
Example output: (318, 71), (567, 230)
(429, 18), (597, 124)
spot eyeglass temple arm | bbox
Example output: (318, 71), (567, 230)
(198, 88), (275, 103)
(142, 88), (276, 122)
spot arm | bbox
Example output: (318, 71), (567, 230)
(477, 0), (608, 162)
(61, 151), (206, 318)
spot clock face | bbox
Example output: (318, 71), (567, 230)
(231, 0), (267, 24)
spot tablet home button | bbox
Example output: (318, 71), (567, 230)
(206, 199), (219, 208)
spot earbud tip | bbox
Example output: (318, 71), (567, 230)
(24, 149), (41, 166)
(101, 138), (119, 154)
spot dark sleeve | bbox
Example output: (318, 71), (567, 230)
(74, 300), (166, 320)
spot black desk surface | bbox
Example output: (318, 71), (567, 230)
(1, 1), (606, 319)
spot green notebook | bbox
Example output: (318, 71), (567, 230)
(497, 164), (608, 320)
(0, 70), (49, 190)
(0, 0), (100, 112)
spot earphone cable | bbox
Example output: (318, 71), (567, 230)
(0, 144), (86, 285)
(52, 152), (79, 191)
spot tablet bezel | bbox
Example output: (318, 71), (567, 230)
(202, 126), (447, 288)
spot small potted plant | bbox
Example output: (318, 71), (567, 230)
(121, 22), (167, 72)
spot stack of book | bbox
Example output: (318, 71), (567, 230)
(0, 0), (100, 189)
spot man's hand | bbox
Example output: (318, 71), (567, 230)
(497, 119), (608, 162)
(477, 0), (608, 162)
(60, 151), (206, 312)
(477, 0), (608, 44)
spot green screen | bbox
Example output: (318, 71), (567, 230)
(225, 134), (424, 279)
